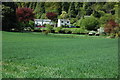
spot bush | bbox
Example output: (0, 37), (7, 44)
(104, 19), (119, 38)
(99, 14), (114, 27)
(61, 28), (88, 34)
(80, 16), (99, 30)
(70, 18), (78, 24)
(62, 25), (69, 28)
(71, 28), (88, 34)
(45, 24), (53, 33)
(16, 22), (26, 31)
(54, 27), (62, 33)
(40, 27), (47, 32)
(29, 20), (34, 29)
(43, 30), (49, 35)
(63, 29), (72, 34)
(71, 29), (80, 34)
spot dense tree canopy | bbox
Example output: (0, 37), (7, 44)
(2, 2), (119, 32)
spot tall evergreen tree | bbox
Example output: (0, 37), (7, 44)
(68, 2), (76, 18)
(75, 2), (83, 19)
(56, 2), (62, 15)
(29, 2), (37, 9)
(2, 2), (18, 31)
(34, 2), (45, 19)
(62, 2), (70, 13)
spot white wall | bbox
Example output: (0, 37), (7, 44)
(57, 19), (70, 27)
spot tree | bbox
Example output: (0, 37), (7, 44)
(17, 2), (30, 8)
(16, 7), (35, 22)
(34, 2), (45, 18)
(80, 16), (99, 30)
(103, 2), (116, 14)
(46, 12), (57, 21)
(68, 2), (76, 18)
(16, 7), (35, 31)
(79, 2), (86, 19)
(46, 12), (58, 27)
(75, 2), (82, 19)
(99, 13), (113, 27)
(29, 2), (37, 9)
(2, 2), (18, 31)
(59, 11), (68, 19)
(62, 2), (70, 13)
(104, 19), (119, 37)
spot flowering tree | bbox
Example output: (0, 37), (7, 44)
(16, 7), (35, 22)
(16, 7), (35, 31)
(104, 19), (119, 37)
(46, 12), (57, 27)
(46, 12), (57, 21)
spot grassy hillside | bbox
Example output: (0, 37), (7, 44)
(2, 32), (118, 78)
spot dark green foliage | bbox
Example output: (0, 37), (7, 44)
(2, 2), (18, 31)
(68, 2), (76, 18)
(99, 13), (113, 27)
(30, 2), (37, 9)
(34, 2), (45, 19)
(28, 20), (34, 29)
(45, 2), (62, 15)
(45, 24), (53, 33)
(80, 16), (99, 30)
(92, 11), (102, 18)
(75, 2), (82, 18)
(2, 2), (119, 32)
(103, 2), (116, 14)
(61, 2), (70, 13)
(62, 28), (88, 34)
(54, 27), (62, 33)
(70, 18), (78, 24)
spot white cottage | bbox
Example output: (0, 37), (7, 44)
(34, 19), (54, 26)
(34, 19), (71, 27)
(57, 19), (70, 27)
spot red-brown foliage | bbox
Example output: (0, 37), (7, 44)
(16, 7), (35, 22)
(104, 19), (119, 34)
(46, 12), (57, 21)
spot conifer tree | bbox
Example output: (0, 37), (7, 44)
(68, 2), (76, 18)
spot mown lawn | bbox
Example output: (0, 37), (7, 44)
(2, 31), (118, 78)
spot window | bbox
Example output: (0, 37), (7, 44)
(67, 21), (69, 23)
(61, 21), (64, 23)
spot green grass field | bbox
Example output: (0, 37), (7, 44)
(2, 31), (118, 78)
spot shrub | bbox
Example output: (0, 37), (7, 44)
(99, 14), (114, 27)
(64, 29), (71, 34)
(29, 20), (34, 29)
(16, 22), (26, 31)
(70, 18), (78, 24)
(43, 30), (49, 35)
(62, 28), (88, 34)
(104, 19), (119, 38)
(71, 28), (88, 34)
(54, 27), (62, 33)
(80, 16), (99, 30)
(71, 29), (80, 34)
(40, 27), (47, 32)
(62, 25), (69, 28)
(45, 24), (53, 33)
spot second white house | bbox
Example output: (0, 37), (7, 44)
(34, 19), (71, 27)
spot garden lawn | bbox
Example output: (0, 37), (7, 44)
(2, 31), (118, 78)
